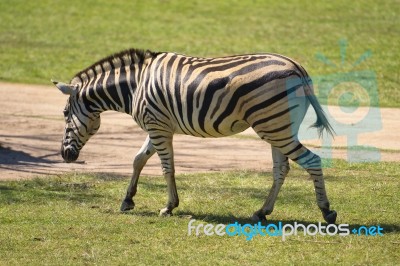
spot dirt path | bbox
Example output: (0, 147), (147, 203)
(0, 82), (399, 180)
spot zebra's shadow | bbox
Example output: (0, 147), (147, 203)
(0, 145), (59, 175)
(0, 145), (57, 164)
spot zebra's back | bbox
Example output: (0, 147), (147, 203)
(140, 52), (310, 139)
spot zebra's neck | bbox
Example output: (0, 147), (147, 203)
(77, 72), (134, 115)
(71, 49), (160, 115)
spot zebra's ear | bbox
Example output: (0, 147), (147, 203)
(51, 79), (76, 95)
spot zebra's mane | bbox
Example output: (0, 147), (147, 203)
(72, 48), (160, 84)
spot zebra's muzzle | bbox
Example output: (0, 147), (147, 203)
(61, 147), (79, 163)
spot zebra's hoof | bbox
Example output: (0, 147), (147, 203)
(323, 210), (337, 224)
(251, 212), (267, 223)
(159, 207), (173, 217)
(120, 199), (135, 212)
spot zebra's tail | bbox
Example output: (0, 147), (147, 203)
(299, 67), (335, 138)
(307, 89), (335, 138)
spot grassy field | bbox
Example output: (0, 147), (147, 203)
(1, 1), (399, 265)
(0, 0), (399, 107)
(0, 160), (399, 265)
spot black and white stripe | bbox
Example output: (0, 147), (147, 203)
(53, 48), (337, 223)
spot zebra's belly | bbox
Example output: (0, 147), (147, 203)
(218, 120), (250, 136)
(173, 119), (250, 138)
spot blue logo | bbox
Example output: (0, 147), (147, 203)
(292, 39), (382, 165)
(188, 219), (384, 241)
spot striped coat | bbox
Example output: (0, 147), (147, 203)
(53, 49), (337, 223)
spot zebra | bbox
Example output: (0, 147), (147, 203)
(52, 48), (337, 224)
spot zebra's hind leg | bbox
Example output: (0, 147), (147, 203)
(120, 135), (156, 211)
(252, 147), (290, 222)
(302, 151), (337, 224)
(278, 141), (337, 224)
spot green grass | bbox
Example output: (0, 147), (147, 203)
(0, 0), (399, 107)
(0, 160), (399, 265)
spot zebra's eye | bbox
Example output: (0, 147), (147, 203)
(63, 109), (69, 117)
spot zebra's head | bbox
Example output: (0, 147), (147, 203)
(53, 80), (101, 163)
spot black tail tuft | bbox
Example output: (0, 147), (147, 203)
(310, 105), (335, 138)
(298, 68), (335, 138)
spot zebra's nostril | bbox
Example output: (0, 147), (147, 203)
(62, 147), (79, 163)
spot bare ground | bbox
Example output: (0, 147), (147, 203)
(0, 82), (399, 180)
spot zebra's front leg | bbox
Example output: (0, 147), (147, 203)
(252, 147), (290, 222)
(121, 136), (156, 211)
(149, 134), (179, 216)
(159, 169), (179, 216)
